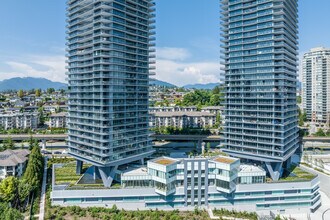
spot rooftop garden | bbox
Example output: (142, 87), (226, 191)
(154, 158), (176, 165)
(203, 150), (228, 157)
(51, 158), (121, 189)
(214, 157), (236, 164)
(267, 165), (316, 183)
(54, 161), (91, 185)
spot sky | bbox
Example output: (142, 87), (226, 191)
(0, 0), (329, 86)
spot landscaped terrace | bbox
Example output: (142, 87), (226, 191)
(267, 165), (316, 183)
(54, 162), (91, 186)
(213, 156), (236, 164)
(153, 158), (177, 166)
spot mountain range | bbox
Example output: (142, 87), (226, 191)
(149, 79), (176, 88)
(0, 77), (223, 91)
(0, 77), (67, 91)
(182, 82), (222, 90)
(150, 79), (223, 90)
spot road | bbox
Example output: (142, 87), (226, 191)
(300, 164), (330, 198)
(39, 157), (48, 220)
(299, 165), (330, 220)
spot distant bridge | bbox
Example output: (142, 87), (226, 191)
(0, 134), (67, 141)
(151, 134), (222, 142)
(0, 134), (330, 144)
(302, 137), (330, 143)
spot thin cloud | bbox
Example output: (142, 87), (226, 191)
(0, 47), (222, 86)
(1, 55), (66, 83)
(156, 47), (191, 61)
(155, 47), (222, 86)
(156, 58), (221, 87)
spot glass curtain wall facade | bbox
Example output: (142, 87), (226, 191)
(221, 0), (299, 180)
(66, 0), (156, 187)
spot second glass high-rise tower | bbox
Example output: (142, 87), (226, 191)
(66, 0), (155, 187)
(221, 0), (299, 180)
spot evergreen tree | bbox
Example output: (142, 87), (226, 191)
(315, 128), (326, 137)
(17, 90), (24, 99)
(3, 137), (15, 150)
(0, 176), (18, 204)
(0, 203), (24, 220)
(23, 145), (44, 192)
(47, 88), (55, 94)
(35, 89), (42, 97)
(28, 136), (38, 151)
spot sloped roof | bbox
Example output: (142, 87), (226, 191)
(0, 149), (30, 166)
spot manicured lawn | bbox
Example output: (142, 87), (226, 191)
(288, 166), (316, 180)
(55, 162), (91, 185)
(268, 165), (316, 182)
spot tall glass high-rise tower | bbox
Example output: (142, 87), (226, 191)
(302, 47), (330, 130)
(221, 0), (299, 180)
(66, 0), (156, 187)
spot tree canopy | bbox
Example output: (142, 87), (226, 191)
(182, 86), (224, 108)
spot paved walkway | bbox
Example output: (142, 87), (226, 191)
(300, 164), (330, 220)
(207, 208), (220, 219)
(39, 157), (48, 220)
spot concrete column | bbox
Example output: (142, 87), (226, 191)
(93, 166), (100, 180)
(41, 139), (46, 150)
(265, 162), (283, 181)
(183, 160), (188, 207)
(98, 166), (118, 188)
(285, 156), (292, 169)
(197, 140), (202, 153)
(201, 142), (205, 155)
(76, 160), (83, 175)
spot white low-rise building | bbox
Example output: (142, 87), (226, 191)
(150, 111), (216, 128)
(0, 113), (39, 130)
(150, 106), (197, 113)
(201, 106), (224, 115)
(50, 112), (67, 128)
(43, 105), (58, 113)
(0, 149), (30, 179)
(51, 155), (321, 215)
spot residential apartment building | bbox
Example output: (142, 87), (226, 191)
(221, 0), (300, 180)
(66, 0), (156, 187)
(201, 106), (224, 115)
(302, 47), (330, 130)
(0, 113), (39, 130)
(43, 105), (58, 113)
(0, 149), (30, 179)
(49, 112), (67, 128)
(51, 155), (320, 215)
(150, 111), (216, 129)
(149, 106), (198, 113)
